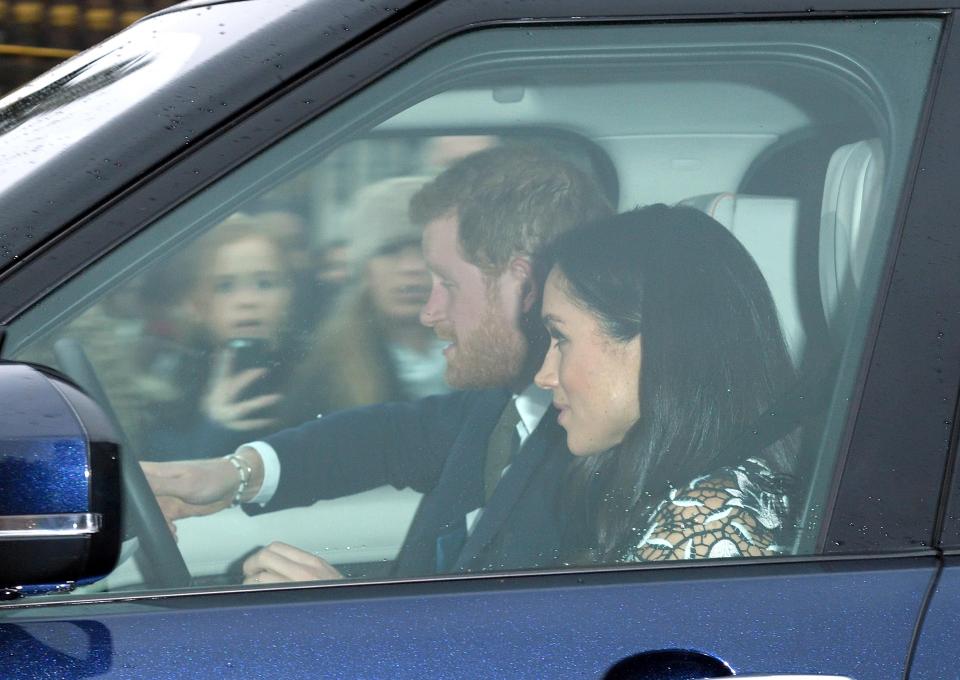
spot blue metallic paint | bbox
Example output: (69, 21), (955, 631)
(905, 559), (960, 679)
(0, 365), (85, 438)
(0, 364), (89, 515)
(0, 560), (936, 678)
(0, 621), (112, 677)
(0, 362), (123, 595)
(0, 0), (955, 676)
(0, 439), (88, 515)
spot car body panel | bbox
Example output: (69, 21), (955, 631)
(0, 0), (958, 678)
(910, 558), (960, 679)
(1, 0), (952, 552)
(0, 558), (937, 678)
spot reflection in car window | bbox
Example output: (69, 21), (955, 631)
(9, 18), (941, 598)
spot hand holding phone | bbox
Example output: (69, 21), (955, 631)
(202, 338), (283, 431)
(227, 338), (272, 373)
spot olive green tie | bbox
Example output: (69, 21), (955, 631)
(484, 399), (522, 502)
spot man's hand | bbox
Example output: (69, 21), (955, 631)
(242, 542), (343, 584)
(142, 457), (241, 523)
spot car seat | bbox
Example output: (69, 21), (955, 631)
(680, 138), (885, 554)
(678, 191), (804, 364)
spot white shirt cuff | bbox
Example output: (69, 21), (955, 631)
(233, 440), (280, 506)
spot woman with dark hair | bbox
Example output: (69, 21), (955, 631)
(534, 204), (797, 563)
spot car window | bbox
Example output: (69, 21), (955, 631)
(7, 17), (941, 598)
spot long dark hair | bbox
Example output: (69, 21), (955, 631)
(544, 205), (797, 560)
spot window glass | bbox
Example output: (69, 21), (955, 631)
(7, 18), (941, 597)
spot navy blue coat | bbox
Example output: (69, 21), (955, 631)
(251, 389), (571, 576)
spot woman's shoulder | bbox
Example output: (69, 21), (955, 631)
(624, 457), (791, 563)
(688, 457), (789, 507)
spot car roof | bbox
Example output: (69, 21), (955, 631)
(154, 0), (260, 12)
(0, 0), (948, 273)
(0, 0), (420, 272)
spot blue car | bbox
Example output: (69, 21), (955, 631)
(1, 0), (958, 677)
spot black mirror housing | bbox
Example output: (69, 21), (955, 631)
(0, 362), (121, 595)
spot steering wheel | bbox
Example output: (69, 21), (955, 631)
(53, 338), (192, 588)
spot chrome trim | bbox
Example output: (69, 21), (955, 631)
(0, 513), (101, 538)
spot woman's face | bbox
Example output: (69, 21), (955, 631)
(200, 235), (293, 347)
(365, 242), (432, 322)
(534, 267), (642, 456)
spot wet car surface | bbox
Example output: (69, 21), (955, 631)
(1, 1), (960, 678)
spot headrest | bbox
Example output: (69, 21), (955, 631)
(680, 192), (803, 363)
(819, 139), (885, 339)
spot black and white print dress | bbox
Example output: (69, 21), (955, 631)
(624, 458), (791, 562)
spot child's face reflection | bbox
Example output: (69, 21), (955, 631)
(202, 235), (293, 347)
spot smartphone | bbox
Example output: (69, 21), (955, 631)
(227, 337), (272, 373)
(225, 338), (282, 406)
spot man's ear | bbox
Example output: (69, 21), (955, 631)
(508, 255), (538, 313)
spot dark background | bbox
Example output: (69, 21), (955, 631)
(1, 0), (181, 94)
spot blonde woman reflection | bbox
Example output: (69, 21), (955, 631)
(285, 177), (448, 420)
(534, 206), (798, 564)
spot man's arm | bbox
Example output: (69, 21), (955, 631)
(143, 390), (485, 520)
(142, 449), (259, 522)
(255, 390), (480, 512)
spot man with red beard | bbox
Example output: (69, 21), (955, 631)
(145, 145), (612, 582)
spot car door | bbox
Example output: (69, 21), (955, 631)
(908, 389), (960, 679)
(1, 2), (958, 678)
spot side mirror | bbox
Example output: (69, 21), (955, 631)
(0, 362), (121, 597)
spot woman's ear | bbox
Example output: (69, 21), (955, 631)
(508, 255), (538, 313)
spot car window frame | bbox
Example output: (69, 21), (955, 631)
(824, 8), (960, 556)
(0, 0), (430, 274)
(0, 2), (955, 608)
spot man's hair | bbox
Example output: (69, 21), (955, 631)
(410, 144), (613, 273)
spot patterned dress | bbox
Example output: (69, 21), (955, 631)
(624, 458), (791, 562)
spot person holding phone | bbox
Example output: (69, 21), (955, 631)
(144, 214), (304, 460)
(144, 145), (614, 582)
